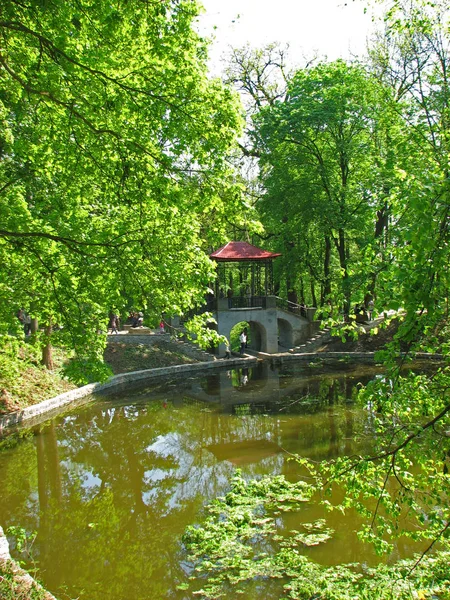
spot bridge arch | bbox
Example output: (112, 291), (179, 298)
(248, 320), (266, 352)
(216, 308), (276, 356)
(213, 297), (314, 356)
(277, 317), (294, 350)
(229, 319), (267, 353)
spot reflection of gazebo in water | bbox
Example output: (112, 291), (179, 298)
(210, 241), (281, 307)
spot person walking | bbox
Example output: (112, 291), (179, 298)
(17, 308), (31, 336)
(108, 312), (119, 334)
(239, 330), (247, 355)
(367, 299), (374, 321)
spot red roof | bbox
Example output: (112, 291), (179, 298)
(210, 241), (281, 261)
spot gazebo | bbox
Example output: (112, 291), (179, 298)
(210, 241), (281, 307)
(205, 241), (316, 356)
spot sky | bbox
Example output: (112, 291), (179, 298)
(196, 0), (381, 74)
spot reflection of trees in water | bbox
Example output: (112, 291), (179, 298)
(0, 403), (290, 599)
(0, 368), (378, 600)
(275, 373), (368, 414)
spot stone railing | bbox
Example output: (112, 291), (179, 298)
(275, 297), (317, 321)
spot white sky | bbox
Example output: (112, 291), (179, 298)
(196, 0), (381, 74)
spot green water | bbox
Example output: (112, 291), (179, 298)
(0, 363), (422, 600)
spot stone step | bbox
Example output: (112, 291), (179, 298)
(288, 327), (332, 353)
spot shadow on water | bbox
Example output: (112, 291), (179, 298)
(0, 362), (425, 600)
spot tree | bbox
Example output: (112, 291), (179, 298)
(253, 60), (388, 312)
(312, 0), (450, 558)
(0, 0), (243, 379)
(367, 0), (450, 324)
(222, 0), (450, 563)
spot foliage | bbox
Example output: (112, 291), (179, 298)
(181, 471), (450, 599)
(251, 59), (393, 310)
(181, 471), (316, 597)
(184, 312), (228, 350)
(365, 0), (450, 332)
(0, 560), (50, 600)
(6, 526), (37, 562)
(298, 368), (450, 556)
(323, 0), (450, 558)
(228, 0), (450, 566)
(0, 0), (243, 378)
(0, 527), (51, 600)
(61, 354), (113, 386)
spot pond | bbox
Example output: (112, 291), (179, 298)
(0, 362), (424, 600)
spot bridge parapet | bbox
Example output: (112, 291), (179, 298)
(274, 297), (317, 322)
(217, 296), (275, 310)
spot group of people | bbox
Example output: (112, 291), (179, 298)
(109, 310), (167, 334)
(129, 311), (144, 328)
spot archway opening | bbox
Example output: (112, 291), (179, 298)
(230, 321), (250, 353)
(229, 320), (266, 353)
(278, 318), (294, 350)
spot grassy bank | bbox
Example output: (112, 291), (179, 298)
(0, 342), (76, 415)
(0, 560), (55, 600)
(103, 338), (198, 374)
(0, 337), (201, 416)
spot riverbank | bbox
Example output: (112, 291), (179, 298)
(0, 527), (56, 600)
(0, 336), (208, 416)
(0, 317), (440, 420)
(0, 344), (76, 415)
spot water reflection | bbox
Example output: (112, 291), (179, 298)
(0, 363), (390, 600)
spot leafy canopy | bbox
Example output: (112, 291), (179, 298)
(0, 0), (243, 379)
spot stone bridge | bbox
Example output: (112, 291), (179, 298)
(213, 296), (319, 357)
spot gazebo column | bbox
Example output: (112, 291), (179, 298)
(251, 262), (255, 297)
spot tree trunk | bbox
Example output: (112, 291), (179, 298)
(31, 317), (39, 334)
(322, 234), (332, 304)
(287, 276), (298, 305)
(47, 422), (62, 502)
(337, 228), (350, 314)
(365, 200), (390, 304)
(42, 320), (54, 370)
(310, 279), (317, 308)
(36, 431), (49, 516)
(299, 276), (305, 304)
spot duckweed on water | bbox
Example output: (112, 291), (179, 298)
(181, 472), (450, 599)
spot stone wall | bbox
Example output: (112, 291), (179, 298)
(0, 356), (258, 433)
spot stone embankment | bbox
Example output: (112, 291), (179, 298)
(0, 355), (257, 433)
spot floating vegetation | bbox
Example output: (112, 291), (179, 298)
(181, 471), (450, 599)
